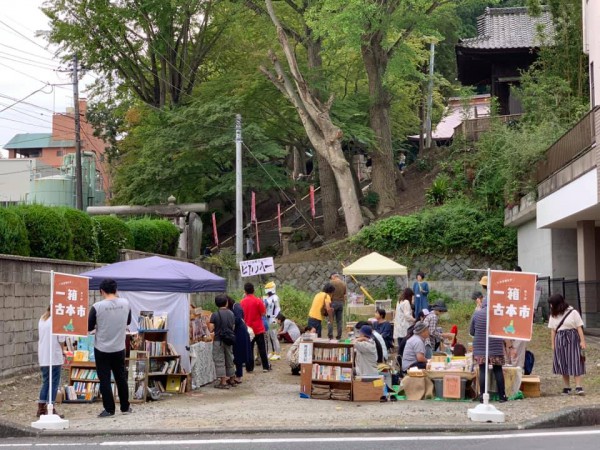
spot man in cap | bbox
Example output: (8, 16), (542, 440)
(422, 301), (454, 358)
(402, 322), (429, 372)
(353, 325), (379, 376)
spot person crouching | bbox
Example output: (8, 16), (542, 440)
(402, 322), (429, 372)
(353, 325), (379, 377)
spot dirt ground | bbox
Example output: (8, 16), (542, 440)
(1, 333), (600, 432)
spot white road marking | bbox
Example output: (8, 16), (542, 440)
(1, 430), (600, 447)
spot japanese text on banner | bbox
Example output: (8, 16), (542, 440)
(488, 270), (537, 341)
(52, 273), (89, 336)
(239, 257), (275, 277)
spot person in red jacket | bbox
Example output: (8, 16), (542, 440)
(240, 282), (271, 372)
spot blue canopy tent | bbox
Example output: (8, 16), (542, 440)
(81, 256), (226, 372)
(82, 256), (226, 293)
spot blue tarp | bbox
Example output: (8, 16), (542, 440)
(81, 256), (226, 293)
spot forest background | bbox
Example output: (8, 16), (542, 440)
(38, 0), (590, 262)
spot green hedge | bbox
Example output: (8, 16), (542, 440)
(93, 215), (134, 263)
(0, 208), (30, 256)
(353, 201), (517, 264)
(57, 207), (98, 261)
(127, 218), (180, 255)
(15, 205), (73, 259)
(154, 220), (180, 256)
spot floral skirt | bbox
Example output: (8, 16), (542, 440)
(474, 355), (505, 366)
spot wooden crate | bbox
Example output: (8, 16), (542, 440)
(520, 375), (541, 398)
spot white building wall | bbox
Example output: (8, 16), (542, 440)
(0, 159), (32, 204)
(518, 220), (553, 275)
(584, 0), (600, 107)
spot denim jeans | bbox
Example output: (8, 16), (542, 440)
(94, 348), (130, 413)
(327, 301), (344, 339)
(307, 317), (322, 337)
(39, 365), (61, 403)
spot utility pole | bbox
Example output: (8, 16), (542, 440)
(425, 42), (435, 150)
(72, 54), (83, 210)
(235, 114), (243, 264)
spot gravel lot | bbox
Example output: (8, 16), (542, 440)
(1, 333), (599, 432)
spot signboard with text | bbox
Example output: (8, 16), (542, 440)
(488, 270), (537, 341)
(239, 257), (275, 277)
(51, 273), (90, 336)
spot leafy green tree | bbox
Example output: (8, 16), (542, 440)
(43, 0), (230, 107)
(0, 209), (30, 256)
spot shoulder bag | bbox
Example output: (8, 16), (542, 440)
(217, 310), (236, 346)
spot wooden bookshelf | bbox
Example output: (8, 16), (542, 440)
(300, 341), (354, 401)
(139, 330), (189, 394)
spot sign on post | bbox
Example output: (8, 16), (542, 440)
(298, 342), (313, 364)
(239, 257), (275, 277)
(52, 273), (89, 336)
(488, 270), (537, 341)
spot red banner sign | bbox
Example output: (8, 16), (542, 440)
(211, 212), (219, 247)
(52, 273), (89, 336)
(251, 191), (257, 223)
(488, 270), (537, 341)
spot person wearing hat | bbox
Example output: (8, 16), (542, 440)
(353, 325), (379, 376)
(479, 275), (488, 290)
(401, 322), (429, 372)
(422, 301), (455, 358)
(471, 291), (484, 311)
(264, 282), (281, 361)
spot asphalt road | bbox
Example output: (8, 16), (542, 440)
(1, 429), (600, 450)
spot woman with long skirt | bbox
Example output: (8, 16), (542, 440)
(228, 296), (254, 381)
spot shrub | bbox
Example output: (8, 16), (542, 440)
(352, 200), (517, 265)
(277, 284), (313, 328)
(127, 218), (163, 253)
(56, 207), (97, 261)
(0, 208), (30, 256)
(425, 174), (451, 206)
(153, 220), (180, 256)
(93, 215), (134, 263)
(14, 205), (73, 260)
(362, 191), (380, 209)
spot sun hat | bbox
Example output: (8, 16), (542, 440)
(413, 322), (428, 335)
(479, 275), (488, 287)
(431, 301), (448, 312)
(265, 281), (276, 293)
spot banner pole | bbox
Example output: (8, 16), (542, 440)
(483, 267), (491, 404)
(48, 270), (55, 415)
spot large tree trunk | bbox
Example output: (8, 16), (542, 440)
(362, 35), (398, 215)
(306, 32), (341, 237)
(316, 152), (340, 236)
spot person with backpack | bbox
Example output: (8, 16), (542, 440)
(209, 294), (236, 389)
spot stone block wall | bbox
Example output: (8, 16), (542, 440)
(0, 252), (241, 379)
(0, 255), (100, 378)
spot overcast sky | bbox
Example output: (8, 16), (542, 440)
(0, 0), (95, 155)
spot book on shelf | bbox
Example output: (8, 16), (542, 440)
(138, 312), (168, 330)
(73, 350), (89, 362)
(311, 364), (353, 382)
(313, 346), (352, 362)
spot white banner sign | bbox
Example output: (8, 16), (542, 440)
(239, 257), (275, 277)
(298, 342), (313, 364)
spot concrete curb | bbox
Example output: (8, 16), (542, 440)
(1, 405), (599, 438)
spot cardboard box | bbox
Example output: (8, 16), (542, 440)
(520, 375), (541, 398)
(352, 376), (384, 402)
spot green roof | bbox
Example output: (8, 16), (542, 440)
(3, 133), (75, 150)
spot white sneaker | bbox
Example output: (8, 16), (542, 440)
(269, 353), (281, 361)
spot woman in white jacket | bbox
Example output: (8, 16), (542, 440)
(394, 288), (415, 348)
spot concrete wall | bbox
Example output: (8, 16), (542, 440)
(551, 228), (578, 278)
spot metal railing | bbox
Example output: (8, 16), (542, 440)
(536, 107), (598, 183)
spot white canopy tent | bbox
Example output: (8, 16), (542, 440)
(343, 252), (408, 276)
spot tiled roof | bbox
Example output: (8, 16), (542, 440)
(3, 133), (75, 150)
(458, 6), (554, 50)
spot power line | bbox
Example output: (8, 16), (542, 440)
(0, 61), (54, 87)
(0, 43), (57, 63)
(0, 19), (55, 56)
(0, 51), (59, 70)
(0, 85), (53, 114)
